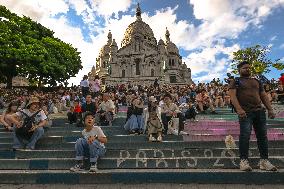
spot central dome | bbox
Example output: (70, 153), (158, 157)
(121, 4), (157, 47)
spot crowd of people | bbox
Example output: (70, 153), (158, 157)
(0, 71), (283, 172)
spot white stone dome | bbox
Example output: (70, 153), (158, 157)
(121, 4), (157, 47)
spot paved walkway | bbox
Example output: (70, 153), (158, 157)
(0, 184), (283, 189)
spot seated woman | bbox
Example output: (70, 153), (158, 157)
(124, 97), (144, 135)
(0, 101), (18, 131)
(214, 92), (224, 108)
(182, 100), (198, 122)
(161, 93), (187, 135)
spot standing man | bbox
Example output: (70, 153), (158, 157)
(229, 61), (277, 172)
(80, 75), (89, 98)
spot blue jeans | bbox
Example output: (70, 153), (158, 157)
(75, 138), (106, 163)
(239, 109), (268, 160)
(13, 127), (44, 149)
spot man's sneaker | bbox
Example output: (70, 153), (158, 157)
(179, 131), (188, 135)
(259, 159), (278, 171)
(240, 159), (252, 172)
(89, 163), (99, 173)
(70, 163), (84, 172)
(157, 135), (163, 142)
(26, 146), (35, 150)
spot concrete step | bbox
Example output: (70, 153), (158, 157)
(0, 169), (283, 184)
(183, 133), (284, 141)
(0, 125), (125, 132)
(1, 140), (284, 150)
(186, 128), (284, 135)
(0, 157), (283, 170)
(1, 148), (284, 159)
(0, 130), (128, 137)
(0, 135), (183, 144)
(186, 122), (284, 127)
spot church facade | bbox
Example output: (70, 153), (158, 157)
(89, 4), (193, 86)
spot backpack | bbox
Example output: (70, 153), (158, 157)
(234, 77), (262, 93)
(15, 110), (41, 140)
(232, 77), (262, 112)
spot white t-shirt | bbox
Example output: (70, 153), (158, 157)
(99, 100), (115, 112)
(82, 126), (106, 147)
(16, 109), (47, 125)
(80, 80), (89, 88)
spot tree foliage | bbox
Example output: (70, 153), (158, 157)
(231, 45), (284, 76)
(0, 5), (82, 88)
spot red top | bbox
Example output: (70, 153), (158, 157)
(74, 105), (82, 113)
(279, 75), (284, 85)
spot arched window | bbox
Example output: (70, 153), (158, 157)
(135, 59), (140, 75)
(122, 70), (125, 78)
(151, 69), (155, 77)
(172, 59), (175, 66)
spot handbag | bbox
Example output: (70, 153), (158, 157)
(168, 117), (179, 135)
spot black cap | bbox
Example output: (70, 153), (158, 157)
(237, 61), (250, 69)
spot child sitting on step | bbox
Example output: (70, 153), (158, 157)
(70, 112), (107, 173)
(147, 96), (163, 142)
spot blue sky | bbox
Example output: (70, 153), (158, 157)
(1, 0), (284, 85)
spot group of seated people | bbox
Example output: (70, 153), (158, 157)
(67, 93), (116, 127)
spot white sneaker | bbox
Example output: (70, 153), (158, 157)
(70, 163), (84, 172)
(149, 136), (156, 142)
(171, 129), (179, 136)
(89, 164), (99, 173)
(157, 135), (163, 142)
(259, 159), (277, 171)
(239, 159), (252, 172)
(179, 131), (188, 135)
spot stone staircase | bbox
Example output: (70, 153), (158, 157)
(0, 108), (284, 184)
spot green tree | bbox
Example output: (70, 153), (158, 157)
(0, 5), (82, 88)
(231, 45), (284, 75)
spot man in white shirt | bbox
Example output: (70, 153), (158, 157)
(80, 75), (89, 98)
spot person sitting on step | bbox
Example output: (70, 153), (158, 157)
(8, 97), (47, 150)
(160, 93), (187, 135)
(0, 101), (19, 131)
(196, 89), (217, 114)
(79, 94), (97, 127)
(67, 100), (82, 124)
(95, 93), (115, 126)
(147, 96), (163, 142)
(182, 100), (198, 122)
(70, 112), (107, 173)
(124, 97), (145, 135)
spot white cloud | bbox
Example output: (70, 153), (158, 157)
(1, 0), (284, 85)
(270, 35), (277, 41)
(0, 0), (69, 21)
(280, 43), (284, 49)
(184, 44), (240, 80)
(90, 0), (132, 18)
